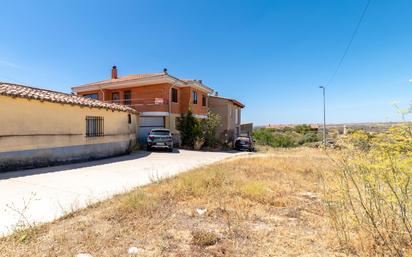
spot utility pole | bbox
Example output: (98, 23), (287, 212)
(319, 86), (326, 148)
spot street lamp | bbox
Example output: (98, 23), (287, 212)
(319, 86), (326, 148)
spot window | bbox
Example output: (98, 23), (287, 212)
(150, 130), (171, 136)
(86, 116), (104, 137)
(202, 94), (206, 107)
(128, 114), (132, 124)
(124, 91), (131, 106)
(112, 92), (120, 103)
(235, 108), (240, 124)
(192, 91), (198, 104)
(83, 93), (98, 100)
(172, 88), (178, 103)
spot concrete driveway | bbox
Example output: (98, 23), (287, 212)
(0, 149), (242, 236)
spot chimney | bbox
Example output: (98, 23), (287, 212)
(215, 91), (219, 96)
(163, 68), (168, 74)
(111, 66), (118, 79)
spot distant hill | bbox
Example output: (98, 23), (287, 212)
(256, 122), (410, 133)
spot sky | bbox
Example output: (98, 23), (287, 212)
(1, 0), (412, 126)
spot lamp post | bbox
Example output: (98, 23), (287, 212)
(319, 86), (326, 148)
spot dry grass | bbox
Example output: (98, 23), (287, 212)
(0, 147), (343, 257)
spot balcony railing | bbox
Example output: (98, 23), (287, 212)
(105, 98), (169, 112)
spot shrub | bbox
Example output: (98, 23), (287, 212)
(300, 132), (321, 145)
(325, 123), (412, 256)
(253, 127), (320, 148)
(253, 128), (276, 146)
(177, 110), (202, 148)
(294, 124), (315, 134)
(177, 111), (221, 149)
(200, 112), (221, 148)
(192, 230), (220, 246)
(271, 132), (296, 147)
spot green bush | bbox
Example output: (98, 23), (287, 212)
(177, 111), (202, 147)
(253, 125), (322, 148)
(200, 112), (221, 148)
(177, 111), (221, 149)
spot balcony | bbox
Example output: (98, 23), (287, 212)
(105, 98), (170, 113)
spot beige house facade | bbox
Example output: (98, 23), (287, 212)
(208, 95), (245, 143)
(0, 82), (138, 171)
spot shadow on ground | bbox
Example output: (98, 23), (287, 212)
(0, 150), (154, 180)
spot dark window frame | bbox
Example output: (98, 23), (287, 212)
(83, 93), (98, 100)
(172, 88), (178, 103)
(86, 116), (104, 137)
(202, 94), (206, 107)
(192, 91), (198, 104)
(124, 91), (131, 106)
(112, 92), (120, 103)
(128, 114), (132, 124)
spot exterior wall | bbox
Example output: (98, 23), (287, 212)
(77, 84), (208, 116)
(164, 113), (182, 146)
(187, 87), (208, 115)
(209, 97), (242, 143)
(229, 104), (242, 139)
(179, 87), (191, 114)
(208, 97), (229, 142)
(0, 95), (138, 171)
(240, 123), (254, 136)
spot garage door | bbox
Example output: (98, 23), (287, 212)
(139, 116), (165, 143)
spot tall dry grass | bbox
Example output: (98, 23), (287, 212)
(324, 125), (412, 256)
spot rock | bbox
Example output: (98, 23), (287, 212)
(128, 247), (144, 254)
(301, 192), (317, 200)
(75, 254), (92, 257)
(196, 208), (207, 215)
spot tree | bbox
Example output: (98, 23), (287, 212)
(177, 110), (202, 148)
(201, 112), (221, 148)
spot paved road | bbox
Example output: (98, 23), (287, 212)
(0, 150), (241, 236)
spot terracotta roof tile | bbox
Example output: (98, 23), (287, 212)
(85, 73), (164, 86)
(210, 95), (245, 108)
(0, 82), (136, 113)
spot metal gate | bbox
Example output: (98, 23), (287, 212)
(138, 116), (165, 143)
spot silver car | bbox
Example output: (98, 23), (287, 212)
(146, 128), (174, 152)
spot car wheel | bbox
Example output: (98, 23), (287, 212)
(168, 147), (173, 152)
(147, 145), (151, 151)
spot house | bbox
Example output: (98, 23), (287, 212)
(208, 95), (245, 143)
(72, 66), (214, 143)
(0, 82), (138, 171)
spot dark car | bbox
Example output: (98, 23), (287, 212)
(146, 128), (174, 152)
(234, 136), (255, 151)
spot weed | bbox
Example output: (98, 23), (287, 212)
(192, 230), (220, 247)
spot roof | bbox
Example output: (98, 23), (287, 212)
(72, 71), (214, 94)
(82, 73), (164, 87)
(209, 95), (245, 108)
(0, 82), (137, 113)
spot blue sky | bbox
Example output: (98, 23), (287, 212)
(1, 0), (411, 125)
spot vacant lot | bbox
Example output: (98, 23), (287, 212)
(0, 148), (342, 257)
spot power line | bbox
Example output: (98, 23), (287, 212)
(327, 0), (372, 86)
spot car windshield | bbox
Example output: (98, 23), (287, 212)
(237, 137), (250, 142)
(150, 130), (170, 136)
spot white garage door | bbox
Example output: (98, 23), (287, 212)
(139, 116), (165, 143)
